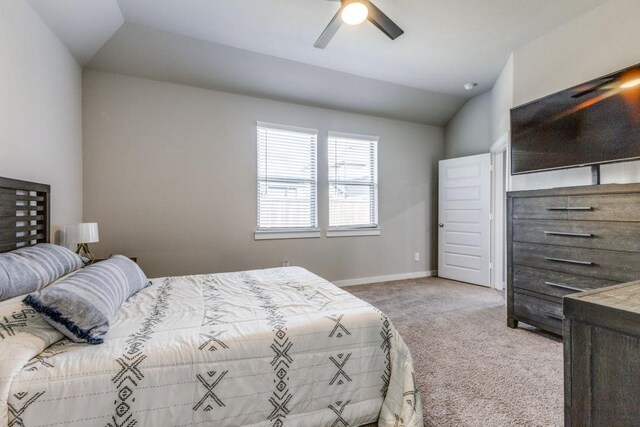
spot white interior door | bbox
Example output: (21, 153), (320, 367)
(438, 153), (491, 286)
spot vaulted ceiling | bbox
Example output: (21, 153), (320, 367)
(28, 0), (610, 125)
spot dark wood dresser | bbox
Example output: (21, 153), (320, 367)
(506, 183), (640, 335)
(564, 281), (640, 426)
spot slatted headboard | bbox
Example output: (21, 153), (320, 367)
(0, 177), (50, 253)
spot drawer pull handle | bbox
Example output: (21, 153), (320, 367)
(544, 256), (593, 266)
(544, 231), (593, 238)
(546, 313), (564, 321)
(546, 207), (593, 211)
(545, 281), (586, 292)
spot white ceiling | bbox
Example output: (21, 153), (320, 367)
(27, 0), (611, 124)
(87, 24), (465, 125)
(115, 0), (610, 96)
(26, 0), (123, 64)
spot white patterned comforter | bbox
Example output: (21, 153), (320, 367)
(0, 267), (422, 427)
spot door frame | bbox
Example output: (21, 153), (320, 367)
(490, 132), (509, 291)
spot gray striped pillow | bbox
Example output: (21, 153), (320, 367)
(23, 255), (150, 344)
(0, 243), (84, 302)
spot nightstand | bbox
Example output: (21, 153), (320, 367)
(564, 280), (640, 425)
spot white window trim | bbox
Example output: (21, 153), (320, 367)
(256, 121), (318, 232)
(327, 131), (379, 231)
(254, 229), (321, 240)
(257, 121), (318, 135)
(328, 130), (380, 140)
(326, 228), (381, 238)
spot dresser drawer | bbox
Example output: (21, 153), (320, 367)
(567, 193), (640, 222)
(513, 220), (640, 252)
(513, 242), (640, 282)
(514, 292), (563, 333)
(513, 265), (618, 298)
(512, 196), (568, 220)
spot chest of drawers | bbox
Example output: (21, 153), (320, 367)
(506, 183), (640, 336)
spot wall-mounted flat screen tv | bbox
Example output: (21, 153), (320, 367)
(511, 63), (640, 175)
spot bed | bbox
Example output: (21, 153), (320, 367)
(0, 177), (422, 427)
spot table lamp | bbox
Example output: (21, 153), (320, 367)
(72, 222), (99, 264)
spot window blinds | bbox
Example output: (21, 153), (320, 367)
(328, 132), (378, 228)
(257, 123), (318, 230)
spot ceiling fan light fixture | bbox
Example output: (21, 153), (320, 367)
(341, 1), (368, 25)
(314, 0), (403, 49)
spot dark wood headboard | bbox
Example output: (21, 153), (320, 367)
(0, 177), (50, 253)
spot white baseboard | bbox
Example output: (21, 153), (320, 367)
(334, 270), (437, 287)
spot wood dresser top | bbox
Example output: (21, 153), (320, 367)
(564, 281), (640, 316)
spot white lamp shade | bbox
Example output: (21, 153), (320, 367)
(70, 222), (99, 244)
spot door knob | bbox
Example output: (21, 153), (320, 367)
(439, 223), (444, 227)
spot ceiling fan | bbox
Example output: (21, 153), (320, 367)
(314, 0), (405, 49)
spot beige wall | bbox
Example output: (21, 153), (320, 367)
(444, 51), (513, 162)
(445, 53), (513, 161)
(510, 0), (640, 190)
(0, 0), (83, 241)
(444, 91), (492, 159)
(448, 0), (640, 190)
(490, 54), (514, 144)
(83, 71), (444, 281)
(512, 0), (640, 107)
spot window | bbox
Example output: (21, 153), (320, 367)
(256, 122), (318, 237)
(328, 132), (378, 231)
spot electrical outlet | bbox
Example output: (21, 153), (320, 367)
(414, 252), (420, 262)
(282, 260), (290, 267)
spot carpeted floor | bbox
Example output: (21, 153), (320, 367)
(347, 277), (563, 427)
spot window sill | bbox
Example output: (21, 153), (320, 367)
(254, 229), (321, 241)
(326, 228), (381, 238)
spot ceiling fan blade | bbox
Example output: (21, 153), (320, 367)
(314, 9), (343, 49)
(367, 1), (404, 40)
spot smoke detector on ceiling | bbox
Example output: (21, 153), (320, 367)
(464, 82), (478, 91)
